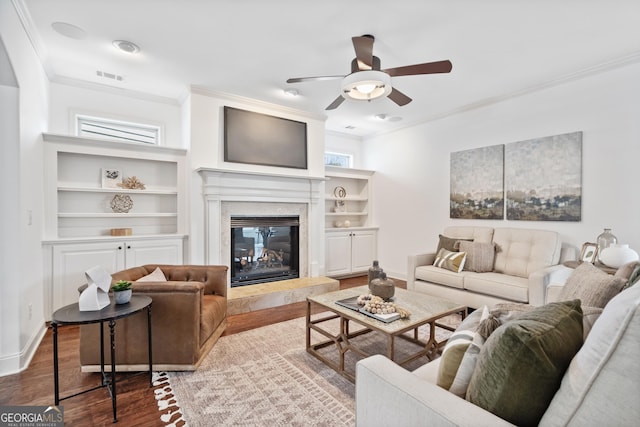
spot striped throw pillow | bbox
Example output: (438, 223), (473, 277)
(434, 248), (467, 273)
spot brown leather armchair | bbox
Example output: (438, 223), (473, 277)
(79, 264), (228, 372)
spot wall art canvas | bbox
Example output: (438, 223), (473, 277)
(101, 168), (121, 189)
(450, 145), (504, 219)
(505, 131), (582, 221)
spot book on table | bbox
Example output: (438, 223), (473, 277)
(335, 296), (400, 323)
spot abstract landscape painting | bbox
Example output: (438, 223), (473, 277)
(505, 131), (582, 221)
(450, 145), (504, 219)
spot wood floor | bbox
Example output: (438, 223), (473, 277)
(0, 276), (402, 426)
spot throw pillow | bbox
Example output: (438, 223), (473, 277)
(458, 241), (496, 272)
(436, 306), (489, 390)
(447, 309), (489, 397)
(558, 262), (627, 308)
(136, 266), (167, 282)
(466, 300), (584, 427)
(436, 234), (472, 253)
(433, 248), (467, 273)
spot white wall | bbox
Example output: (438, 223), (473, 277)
(325, 131), (364, 168)
(48, 82), (184, 148)
(363, 62), (640, 279)
(0, 1), (49, 375)
(187, 90), (327, 263)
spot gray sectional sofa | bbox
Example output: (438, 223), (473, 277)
(407, 226), (569, 308)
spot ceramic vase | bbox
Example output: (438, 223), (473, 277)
(114, 289), (132, 304)
(369, 272), (395, 300)
(596, 228), (617, 263)
(598, 244), (639, 268)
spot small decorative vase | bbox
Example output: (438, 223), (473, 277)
(369, 272), (395, 301)
(368, 260), (383, 287)
(114, 289), (132, 304)
(598, 244), (639, 268)
(596, 228), (617, 263)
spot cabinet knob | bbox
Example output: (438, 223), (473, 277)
(127, 245), (131, 249)
(118, 246), (122, 250)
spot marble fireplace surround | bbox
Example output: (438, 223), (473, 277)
(197, 168), (325, 286)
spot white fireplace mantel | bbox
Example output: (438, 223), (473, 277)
(197, 168), (326, 282)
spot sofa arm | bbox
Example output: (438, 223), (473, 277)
(356, 355), (514, 427)
(529, 264), (574, 306)
(407, 253), (436, 290)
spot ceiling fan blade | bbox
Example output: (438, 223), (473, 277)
(388, 87), (412, 106)
(384, 60), (452, 77)
(352, 35), (374, 70)
(286, 75), (344, 83)
(325, 96), (345, 110)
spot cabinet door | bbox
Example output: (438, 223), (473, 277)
(350, 230), (377, 273)
(125, 238), (184, 267)
(325, 232), (352, 276)
(52, 242), (125, 312)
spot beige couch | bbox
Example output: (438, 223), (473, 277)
(356, 281), (640, 426)
(80, 264), (228, 372)
(408, 226), (568, 308)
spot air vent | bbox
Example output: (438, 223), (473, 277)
(96, 70), (123, 81)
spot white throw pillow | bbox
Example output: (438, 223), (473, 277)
(136, 266), (167, 282)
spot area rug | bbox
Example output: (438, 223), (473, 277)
(154, 312), (461, 426)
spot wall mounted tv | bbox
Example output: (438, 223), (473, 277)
(223, 106), (308, 170)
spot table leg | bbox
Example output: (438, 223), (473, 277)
(147, 305), (153, 387)
(109, 319), (117, 423)
(306, 300), (311, 351)
(52, 323), (59, 405)
(100, 320), (105, 385)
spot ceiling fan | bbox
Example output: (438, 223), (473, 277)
(286, 35), (452, 110)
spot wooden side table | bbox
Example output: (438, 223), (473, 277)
(51, 295), (152, 423)
(562, 260), (618, 275)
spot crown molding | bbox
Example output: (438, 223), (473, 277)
(11, 0), (55, 79)
(366, 50), (640, 140)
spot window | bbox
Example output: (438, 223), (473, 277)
(324, 152), (353, 168)
(77, 115), (160, 145)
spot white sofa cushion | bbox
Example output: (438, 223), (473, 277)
(415, 265), (467, 289)
(464, 272), (529, 302)
(493, 228), (561, 278)
(443, 226), (494, 243)
(540, 284), (640, 427)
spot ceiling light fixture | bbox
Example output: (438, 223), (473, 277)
(284, 88), (300, 97)
(374, 113), (387, 121)
(112, 40), (140, 54)
(341, 70), (392, 102)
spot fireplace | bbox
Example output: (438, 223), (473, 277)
(198, 168), (325, 286)
(231, 216), (300, 286)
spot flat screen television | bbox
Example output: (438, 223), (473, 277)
(223, 106), (308, 169)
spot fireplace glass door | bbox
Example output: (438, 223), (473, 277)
(230, 216), (300, 286)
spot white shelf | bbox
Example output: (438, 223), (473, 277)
(325, 212), (368, 216)
(58, 212), (178, 218)
(44, 133), (187, 240)
(324, 166), (374, 229)
(58, 186), (178, 195)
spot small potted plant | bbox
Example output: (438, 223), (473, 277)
(112, 280), (133, 304)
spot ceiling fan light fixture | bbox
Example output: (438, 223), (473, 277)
(341, 70), (391, 101)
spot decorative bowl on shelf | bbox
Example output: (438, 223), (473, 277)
(110, 194), (134, 213)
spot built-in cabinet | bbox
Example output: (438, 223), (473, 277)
(324, 166), (378, 276)
(42, 133), (187, 318)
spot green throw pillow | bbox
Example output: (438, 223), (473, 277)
(466, 300), (584, 427)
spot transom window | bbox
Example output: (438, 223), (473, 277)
(324, 152), (353, 168)
(76, 115), (160, 145)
